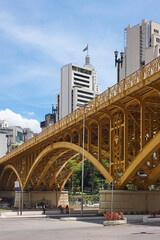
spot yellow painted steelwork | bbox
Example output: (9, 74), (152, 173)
(119, 132), (160, 188)
(0, 57), (160, 191)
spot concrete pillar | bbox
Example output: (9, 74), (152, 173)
(99, 190), (160, 214)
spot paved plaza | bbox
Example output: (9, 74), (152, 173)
(0, 218), (160, 240)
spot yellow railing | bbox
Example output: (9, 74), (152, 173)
(0, 56), (160, 162)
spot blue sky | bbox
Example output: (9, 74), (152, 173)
(0, 0), (159, 132)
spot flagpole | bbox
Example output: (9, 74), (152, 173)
(83, 44), (89, 54)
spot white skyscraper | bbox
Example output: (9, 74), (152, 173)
(57, 55), (101, 120)
(83, 55), (102, 94)
(120, 19), (160, 81)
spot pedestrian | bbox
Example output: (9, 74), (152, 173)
(42, 203), (46, 215)
(65, 205), (69, 214)
(59, 205), (64, 214)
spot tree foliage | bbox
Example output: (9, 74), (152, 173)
(65, 159), (110, 194)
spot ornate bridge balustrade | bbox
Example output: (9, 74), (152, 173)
(0, 57), (160, 191)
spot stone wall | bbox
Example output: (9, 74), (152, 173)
(99, 190), (160, 214)
(0, 191), (15, 198)
(0, 191), (68, 208)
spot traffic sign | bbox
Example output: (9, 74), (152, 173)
(110, 182), (114, 188)
(15, 181), (20, 188)
(18, 188), (20, 193)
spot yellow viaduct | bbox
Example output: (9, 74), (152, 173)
(0, 57), (160, 193)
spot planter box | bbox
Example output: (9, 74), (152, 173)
(103, 218), (127, 226)
(143, 216), (160, 223)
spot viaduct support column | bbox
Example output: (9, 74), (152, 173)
(140, 101), (146, 149)
(98, 122), (102, 161)
(87, 126), (91, 152)
(109, 117), (113, 175)
(124, 109), (128, 170)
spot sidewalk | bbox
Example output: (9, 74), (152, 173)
(0, 209), (99, 219)
(0, 210), (145, 223)
(0, 210), (45, 218)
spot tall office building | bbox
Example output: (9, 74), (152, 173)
(120, 19), (160, 81)
(57, 55), (101, 120)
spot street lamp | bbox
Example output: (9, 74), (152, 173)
(114, 50), (124, 83)
(76, 102), (88, 216)
(81, 103), (86, 216)
(73, 85), (89, 216)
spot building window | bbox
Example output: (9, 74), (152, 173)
(154, 29), (159, 34)
(77, 89), (94, 95)
(74, 77), (90, 83)
(74, 82), (89, 88)
(156, 38), (160, 43)
(72, 66), (91, 75)
(77, 99), (88, 103)
(74, 73), (89, 79)
(71, 90), (73, 112)
(77, 94), (93, 100)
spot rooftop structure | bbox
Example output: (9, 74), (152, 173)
(120, 19), (160, 80)
(57, 55), (101, 120)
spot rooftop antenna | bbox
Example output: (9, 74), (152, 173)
(52, 104), (57, 114)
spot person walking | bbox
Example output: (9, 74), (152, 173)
(42, 203), (46, 215)
(65, 205), (69, 214)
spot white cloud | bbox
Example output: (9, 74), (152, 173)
(0, 11), (81, 64)
(27, 112), (35, 116)
(0, 109), (40, 133)
(0, 10), (119, 90)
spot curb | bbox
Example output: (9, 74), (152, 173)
(103, 218), (127, 226)
(60, 216), (105, 221)
(0, 215), (46, 219)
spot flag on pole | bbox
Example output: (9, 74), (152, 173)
(83, 44), (88, 52)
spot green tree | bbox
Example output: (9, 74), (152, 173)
(65, 159), (109, 194)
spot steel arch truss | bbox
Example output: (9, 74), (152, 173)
(0, 165), (22, 191)
(24, 142), (113, 191)
(0, 57), (160, 191)
(119, 132), (160, 189)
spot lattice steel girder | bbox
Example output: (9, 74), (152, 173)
(119, 132), (160, 188)
(0, 164), (23, 190)
(47, 152), (80, 190)
(0, 57), (160, 190)
(22, 142), (113, 190)
(34, 149), (72, 190)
